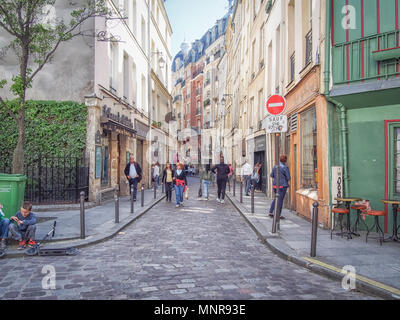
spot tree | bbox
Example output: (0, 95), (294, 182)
(0, 0), (110, 174)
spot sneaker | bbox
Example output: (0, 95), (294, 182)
(28, 240), (36, 248)
(206, 197), (209, 201)
(221, 199), (225, 204)
(280, 216), (286, 220)
(269, 213), (274, 218)
(18, 241), (26, 250)
(216, 198), (221, 203)
(176, 204), (180, 208)
(180, 203), (184, 207)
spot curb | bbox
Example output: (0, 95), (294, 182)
(1, 195), (166, 259)
(226, 193), (400, 301)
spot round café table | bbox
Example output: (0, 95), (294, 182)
(380, 199), (400, 242)
(334, 197), (363, 239)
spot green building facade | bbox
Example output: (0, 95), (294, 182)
(326, 0), (400, 232)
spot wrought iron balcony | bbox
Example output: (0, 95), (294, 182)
(290, 52), (295, 83)
(305, 30), (313, 66)
(332, 29), (400, 85)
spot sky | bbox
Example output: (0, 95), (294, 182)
(165, 0), (230, 58)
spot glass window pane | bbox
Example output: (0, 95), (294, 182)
(301, 107), (317, 189)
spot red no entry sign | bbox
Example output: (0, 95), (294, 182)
(266, 95), (286, 116)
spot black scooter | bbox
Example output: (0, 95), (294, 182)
(25, 221), (79, 256)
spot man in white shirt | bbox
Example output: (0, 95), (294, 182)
(241, 160), (253, 196)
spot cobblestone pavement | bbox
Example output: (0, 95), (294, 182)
(0, 179), (376, 300)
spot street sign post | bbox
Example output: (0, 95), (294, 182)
(266, 95), (288, 234)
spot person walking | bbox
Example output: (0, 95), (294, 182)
(200, 164), (213, 201)
(211, 155), (231, 204)
(268, 155), (291, 220)
(241, 160), (253, 197)
(153, 162), (160, 190)
(162, 162), (174, 203)
(250, 163), (260, 191)
(124, 156), (142, 201)
(228, 163), (234, 188)
(173, 163), (188, 208)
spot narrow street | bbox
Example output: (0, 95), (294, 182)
(0, 178), (375, 300)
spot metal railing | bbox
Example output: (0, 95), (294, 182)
(290, 52), (295, 83)
(332, 29), (400, 85)
(305, 30), (313, 66)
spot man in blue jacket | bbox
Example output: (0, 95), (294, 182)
(268, 155), (291, 220)
(9, 202), (37, 250)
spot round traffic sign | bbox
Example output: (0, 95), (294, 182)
(266, 95), (286, 116)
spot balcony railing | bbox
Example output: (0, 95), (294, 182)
(332, 29), (400, 85)
(305, 30), (313, 66)
(290, 52), (295, 83)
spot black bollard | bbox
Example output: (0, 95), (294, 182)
(228, 178), (231, 192)
(114, 187), (119, 223)
(162, 182), (165, 194)
(130, 185), (134, 214)
(154, 182), (157, 199)
(80, 191), (85, 239)
(141, 183), (145, 207)
(233, 176), (236, 197)
(251, 185), (255, 214)
(311, 202), (319, 257)
(240, 180), (243, 203)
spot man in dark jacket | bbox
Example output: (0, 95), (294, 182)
(124, 156), (142, 201)
(211, 155), (231, 204)
(268, 155), (291, 219)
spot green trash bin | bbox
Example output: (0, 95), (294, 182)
(0, 174), (27, 219)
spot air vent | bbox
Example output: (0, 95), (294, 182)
(289, 113), (298, 133)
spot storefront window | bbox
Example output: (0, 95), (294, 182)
(300, 107), (317, 189)
(395, 128), (400, 194)
(101, 146), (109, 187)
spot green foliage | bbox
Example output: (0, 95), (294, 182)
(0, 100), (87, 167)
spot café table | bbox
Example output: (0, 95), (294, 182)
(334, 197), (363, 239)
(380, 199), (400, 242)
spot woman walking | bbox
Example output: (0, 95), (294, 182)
(200, 164), (213, 200)
(153, 162), (160, 190)
(162, 162), (174, 202)
(211, 155), (231, 204)
(268, 155), (291, 220)
(173, 162), (188, 208)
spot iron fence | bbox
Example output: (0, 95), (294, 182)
(0, 153), (89, 204)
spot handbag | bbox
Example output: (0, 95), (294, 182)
(184, 187), (189, 200)
(198, 185), (202, 198)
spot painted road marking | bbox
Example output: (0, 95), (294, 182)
(303, 257), (400, 296)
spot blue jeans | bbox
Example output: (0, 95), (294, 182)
(202, 181), (211, 198)
(244, 175), (251, 195)
(154, 175), (160, 189)
(0, 219), (10, 239)
(174, 185), (185, 205)
(269, 187), (288, 215)
(129, 178), (139, 200)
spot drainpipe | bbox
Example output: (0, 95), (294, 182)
(323, 0), (350, 197)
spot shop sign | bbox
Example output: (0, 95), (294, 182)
(135, 119), (150, 139)
(102, 105), (133, 129)
(254, 136), (266, 152)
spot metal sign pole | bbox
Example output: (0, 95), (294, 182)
(272, 133), (281, 233)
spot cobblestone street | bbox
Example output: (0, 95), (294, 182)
(0, 180), (376, 300)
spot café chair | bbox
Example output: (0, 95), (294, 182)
(331, 207), (350, 240)
(351, 204), (368, 236)
(365, 209), (385, 246)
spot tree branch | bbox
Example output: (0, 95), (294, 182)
(0, 96), (18, 123)
(0, 3), (21, 37)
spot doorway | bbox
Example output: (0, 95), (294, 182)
(254, 151), (266, 193)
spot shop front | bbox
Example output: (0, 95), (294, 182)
(284, 66), (330, 227)
(85, 94), (136, 202)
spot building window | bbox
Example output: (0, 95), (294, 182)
(123, 53), (129, 100)
(300, 107), (317, 189)
(395, 128), (400, 194)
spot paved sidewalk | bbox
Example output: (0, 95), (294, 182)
(226, 188), (400, 300)
(3, 187), (165, 258)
